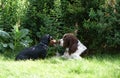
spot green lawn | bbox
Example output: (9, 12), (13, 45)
(0, 54), (120, 78)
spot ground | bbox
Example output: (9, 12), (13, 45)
(0, 54), (120, 78)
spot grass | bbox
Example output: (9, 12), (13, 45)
(0, 54), (120, 78)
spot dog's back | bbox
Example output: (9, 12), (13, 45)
(15, 44), (47, 60)
(15, 34), (54, 61)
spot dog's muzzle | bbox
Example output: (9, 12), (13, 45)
(58, 39), (64, 47)
(49, 39), (57, 46)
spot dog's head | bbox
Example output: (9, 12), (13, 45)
(40, 34), (55, 45)
(58, 33), (78, 54)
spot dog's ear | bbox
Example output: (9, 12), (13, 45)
(63, 36), (70, 48)
(69, 43), (78, 55)
(68, 36), (78, 55)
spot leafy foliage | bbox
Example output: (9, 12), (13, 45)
(0, 0), (120, 55)
(0, 30), (10, 38)
(0, 30), (11, 52)
(82, 1), (120, 50)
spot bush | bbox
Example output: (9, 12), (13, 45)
(81, 1), (120, 51)
(0, 30), (11, 53)
(1, 0), (120, 56)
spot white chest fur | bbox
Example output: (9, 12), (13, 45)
(62, 40), (87, 59)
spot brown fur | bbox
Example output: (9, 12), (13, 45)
(49, 39), (57, 46)
(62, 33), (78, 55)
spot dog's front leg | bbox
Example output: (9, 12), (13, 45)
(62, 48), (70, 58)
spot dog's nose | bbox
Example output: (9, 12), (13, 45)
(50, 39), (57, 45)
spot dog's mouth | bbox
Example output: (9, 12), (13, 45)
(49, 39), (57, 46)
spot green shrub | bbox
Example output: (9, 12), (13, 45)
(11, 23), (33, 52)
(81, 1), (120, 51)
(1, 0), (120, 56)
(0, 30), (12, 53)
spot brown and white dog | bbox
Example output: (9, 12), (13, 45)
(58, 33), (87, 59)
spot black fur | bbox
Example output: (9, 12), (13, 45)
(15, 34), (52, 61)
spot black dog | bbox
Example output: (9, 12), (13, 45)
(15, 34), (53, 60)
